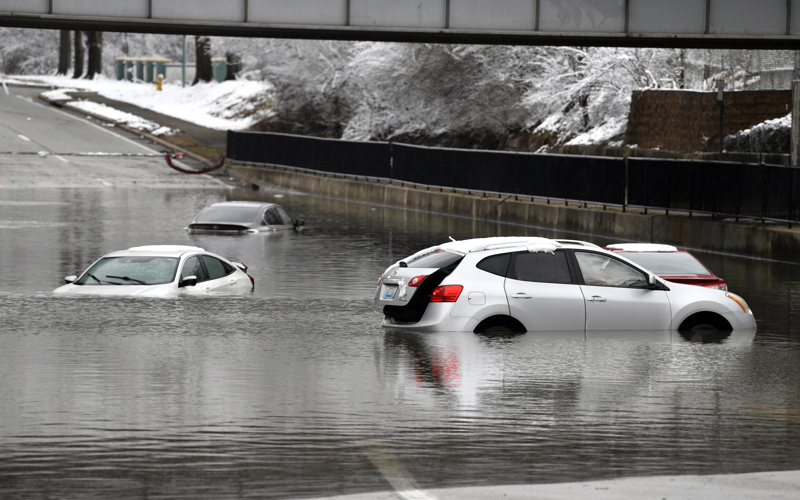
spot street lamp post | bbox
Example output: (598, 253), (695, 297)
(182, 35), (186, 88)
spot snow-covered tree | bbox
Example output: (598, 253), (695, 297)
(342, 43), (539, 144)
(525, 47), (682, 146)
(240, 39), (354, 137)
(0, 28), (59, 75)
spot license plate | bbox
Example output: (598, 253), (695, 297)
(382, 285), (398, 299)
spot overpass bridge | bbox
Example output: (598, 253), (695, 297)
(1, 0), (800, 49)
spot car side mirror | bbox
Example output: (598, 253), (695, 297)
(647, 274), (669, 291)
(179, 275), (197, 288)
(294, 219), (305, 228)
(64, 275), (77, 284)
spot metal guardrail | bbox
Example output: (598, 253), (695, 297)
(227, 130), (800, 227)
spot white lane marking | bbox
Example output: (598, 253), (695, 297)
(23, 97), (158, 154)
(95, 178), (113, 187)
(1, 78), (8, 95)
(54, 155), (69, 163)
(354, 436), (438, 500)
(18, 134), (31, 142)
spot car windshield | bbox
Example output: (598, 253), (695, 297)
(75, 256), (179, 285)
(618, 251), (710, 275)
(404, 250), (463, 269)
(195, 206), (261, 224)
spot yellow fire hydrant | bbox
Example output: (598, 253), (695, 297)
(156, 75), (163, 91)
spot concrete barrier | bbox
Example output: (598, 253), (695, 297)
(225, 162), (800, 262)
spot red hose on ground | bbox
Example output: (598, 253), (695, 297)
(163, 153), (226, 174)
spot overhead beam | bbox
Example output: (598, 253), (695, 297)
(2, 0), (800, 50)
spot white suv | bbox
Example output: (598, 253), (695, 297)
(374, 237), (755, 333)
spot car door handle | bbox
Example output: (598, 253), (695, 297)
(588, 296), (607, 302)
(229, 279), (238, 285)
(512, 293), (532, 299)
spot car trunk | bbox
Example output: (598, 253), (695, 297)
(188, 223), (249, 233)
(377, 255), (463, 323)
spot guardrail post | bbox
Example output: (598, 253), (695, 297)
(623, 156), (628, 213)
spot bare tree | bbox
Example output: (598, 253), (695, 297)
(85, 32), (103, 79)
(192, 36), (213, 84)
(72, 30), (84, 78)
(224, 51), (241, 81)
(57, 30), (70, 75)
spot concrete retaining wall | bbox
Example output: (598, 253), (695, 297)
(225, 162), (800, 263)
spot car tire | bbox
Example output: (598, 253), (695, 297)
(474, 316), (526, 334)
(678, 313), (732, 333)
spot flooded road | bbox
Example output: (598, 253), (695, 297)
(1, 185), (800, 499)
(1, 86), (800, 499)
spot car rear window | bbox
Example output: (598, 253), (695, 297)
(405, 250), (462, 269)
(509, 251), (572, 284)
(477, 253), (511, 277)
(196, 206), (261, 224)
(618, 251), (709, 275)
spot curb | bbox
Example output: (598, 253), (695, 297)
(37, 93), (217, 167)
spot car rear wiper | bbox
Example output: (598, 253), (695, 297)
(106, 275), (148, 285)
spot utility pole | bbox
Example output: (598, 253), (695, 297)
(716, 79), (724, 161)
(182, 35), (186, 88)
(793, 51), (800, 166)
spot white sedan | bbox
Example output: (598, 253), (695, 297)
(54, 245), (254, 297)
(374, 237), (756, 333)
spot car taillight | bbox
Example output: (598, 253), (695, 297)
(430, 285), (463, 302)
(705, 283), (728, 291)
(378, 275), (383, 285)
(248, 275), (255, 290)
(408, 275), (428, 287)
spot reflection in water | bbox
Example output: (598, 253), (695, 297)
(0, 185), (799, 498)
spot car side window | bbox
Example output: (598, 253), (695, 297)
(476, 253), (511, 277)
(181, 256), (208, 283)
(264, 208), (282, 225)
(201, 256), (233, 280)
(276, 207), (294, 226)
(509, 251), (572, 284)
(574, 251), (648, 288)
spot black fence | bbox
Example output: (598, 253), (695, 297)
(627, 158), (800, 223)
(227, 131), (392, 178)
(227, 130), (800, 226)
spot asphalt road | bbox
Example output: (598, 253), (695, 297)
(0, 85), (226, 189)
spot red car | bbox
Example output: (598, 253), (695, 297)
(605, 243), (728, 291)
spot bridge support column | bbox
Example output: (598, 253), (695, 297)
(793, 80), (800, 166)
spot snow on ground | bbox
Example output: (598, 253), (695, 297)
(9, 75), (274, 131)
(565, 117), (628, 146)
(65, 100), (177, 136)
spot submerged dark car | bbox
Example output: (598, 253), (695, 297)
(187, 201), (304, 234)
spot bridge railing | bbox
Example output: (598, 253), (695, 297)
(227, 130), (800, 226)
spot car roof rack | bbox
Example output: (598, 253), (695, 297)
(554, 239), (602, 248)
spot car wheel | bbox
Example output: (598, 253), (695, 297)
(679, 313), (732, 333)
(483, 325), (514, 334)
(474, 316), (526, 334)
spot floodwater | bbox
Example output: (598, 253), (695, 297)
(1, 183), (800, 499)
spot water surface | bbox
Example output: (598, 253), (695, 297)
(1, 185), (799, 499)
